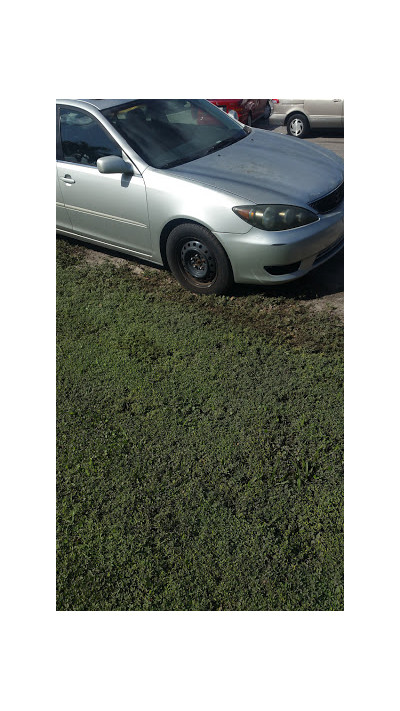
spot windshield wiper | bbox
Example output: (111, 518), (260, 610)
(161, 157), (192, 169)
(205, 135), (243, 156)
(161, 149), (210, 170)
(161, 135), (245, 169)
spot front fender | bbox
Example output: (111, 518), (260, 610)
(143, 168), (252, 262)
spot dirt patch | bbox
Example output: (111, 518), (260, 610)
(80, 247), (152, 276)
(297, 250), (344, 320)
(306, 292), (344, 319)
(72, 240), (343, 320)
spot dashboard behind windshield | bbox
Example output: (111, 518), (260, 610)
(102, 99), (247, 169)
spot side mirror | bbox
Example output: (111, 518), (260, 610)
(97, 155), (134, 175)
(228, 109), (239, 121)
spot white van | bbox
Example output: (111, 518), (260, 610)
(269, 99), (344, 138)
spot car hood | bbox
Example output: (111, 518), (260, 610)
(168, 128), (344, 205)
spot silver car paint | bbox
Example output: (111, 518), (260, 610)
(57, 162), (152, 257)
(56, 168), (73, 231)
(56, 100), (344, 285)
(216, 213), (343, 284)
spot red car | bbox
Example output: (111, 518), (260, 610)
(208, 99), (270, 126)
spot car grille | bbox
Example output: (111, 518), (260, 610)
(309, 182), (344, 214)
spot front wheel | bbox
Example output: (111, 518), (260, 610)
(287, 113), (310, 138)
(166, 223), (233, 295)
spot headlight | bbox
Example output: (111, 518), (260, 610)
(232, 204), (319, 231)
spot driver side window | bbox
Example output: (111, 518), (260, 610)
(59, 108), (122, 165)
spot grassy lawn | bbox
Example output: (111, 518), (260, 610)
(57, 238), (343, 610)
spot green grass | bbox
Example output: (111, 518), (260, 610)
(57, 239), (343, 610)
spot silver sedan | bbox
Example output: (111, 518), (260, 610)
(56, 99), (344, 294)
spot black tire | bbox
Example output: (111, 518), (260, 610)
(166, 223), (233, 295)
(247, 112), (252, 127)
(287, 113), (310, 138)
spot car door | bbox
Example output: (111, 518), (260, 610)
(56, 105), (152, 257)
(56, 109), (73, 232)
(304, 100), (343, 128)
(56, 167), (73, 231)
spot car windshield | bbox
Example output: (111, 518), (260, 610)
(101, 99), (248, 169)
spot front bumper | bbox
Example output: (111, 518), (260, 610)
(214, 204), (343, 285)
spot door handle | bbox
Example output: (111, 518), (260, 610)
(333, 99), (341, 102)
(60, 175), (75, 184)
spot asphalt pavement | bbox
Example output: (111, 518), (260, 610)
(255, 117), (344, 159)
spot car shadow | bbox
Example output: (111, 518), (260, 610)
(58, 235), (343, 303)
(253, 117), (271, 130)
(230, 248), (343, 301)
(307, 128), (344, 139)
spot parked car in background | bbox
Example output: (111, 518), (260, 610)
(269, 99), (344, 138)
(208, 99), (270, 126)
(56, 99), (344, 295)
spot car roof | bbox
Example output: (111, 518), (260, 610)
(77, 99), (132, 110)
(56, 99), (132, 111)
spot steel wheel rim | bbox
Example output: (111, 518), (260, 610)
(180, 240), (216, 283)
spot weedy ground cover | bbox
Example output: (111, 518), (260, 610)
(57, 238), (343, 610)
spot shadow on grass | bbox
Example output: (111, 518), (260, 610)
(57, 234), (343, 304)
(231, 249), (343, 302)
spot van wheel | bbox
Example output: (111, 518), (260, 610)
(287, 113), (310, 138)
(166, 223), (233, 295)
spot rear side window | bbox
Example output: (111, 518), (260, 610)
(59, 108), (122, 165)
